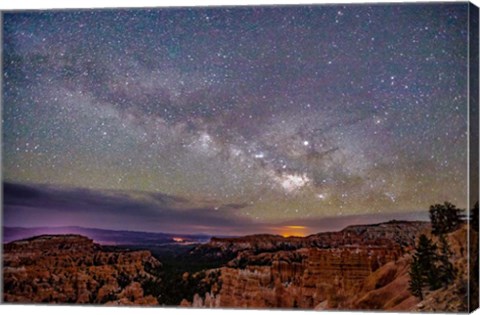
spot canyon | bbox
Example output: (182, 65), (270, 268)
(181, 220), (431, 310)
(2, 220), (474, 312)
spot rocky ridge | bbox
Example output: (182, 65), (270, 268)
(183, 220), (432, 309)
(193, 220), (428, 259)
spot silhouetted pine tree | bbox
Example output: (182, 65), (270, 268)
(409, 256), (424, 300)
(419, 235), (442, 290)
(437, 234), (456, 287)
(409, 234), (441, 298)
(429, 202), (465, 235)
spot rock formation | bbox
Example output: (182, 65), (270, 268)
(3, 234), (161, 305)
(183, 221), (431, 309)
(4, 220), (471, 311)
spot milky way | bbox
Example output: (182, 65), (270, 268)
(2, 3), (471, 234)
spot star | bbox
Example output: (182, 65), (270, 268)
(1, 3), (471, 234)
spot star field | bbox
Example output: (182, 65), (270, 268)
(2, 4), (470, 233)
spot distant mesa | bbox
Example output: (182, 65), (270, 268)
(3, 226), (211, 245)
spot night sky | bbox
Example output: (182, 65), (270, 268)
(2, 3), (470, 236)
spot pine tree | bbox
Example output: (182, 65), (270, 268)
(429, 202), (465, 235)
(420, 235), (441, 290)
(437, 234), (456, 287)
(409, 234), (440, 298)
(409, 256), (424, 300)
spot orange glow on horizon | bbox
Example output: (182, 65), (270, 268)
(277, 225), (308, 237)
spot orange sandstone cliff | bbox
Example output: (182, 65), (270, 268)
(182, 220), (433, 310)
(3, 234), (161, 305)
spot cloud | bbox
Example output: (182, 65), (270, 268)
(2, 181), (255, 235)
(3, 181), (428, 236)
